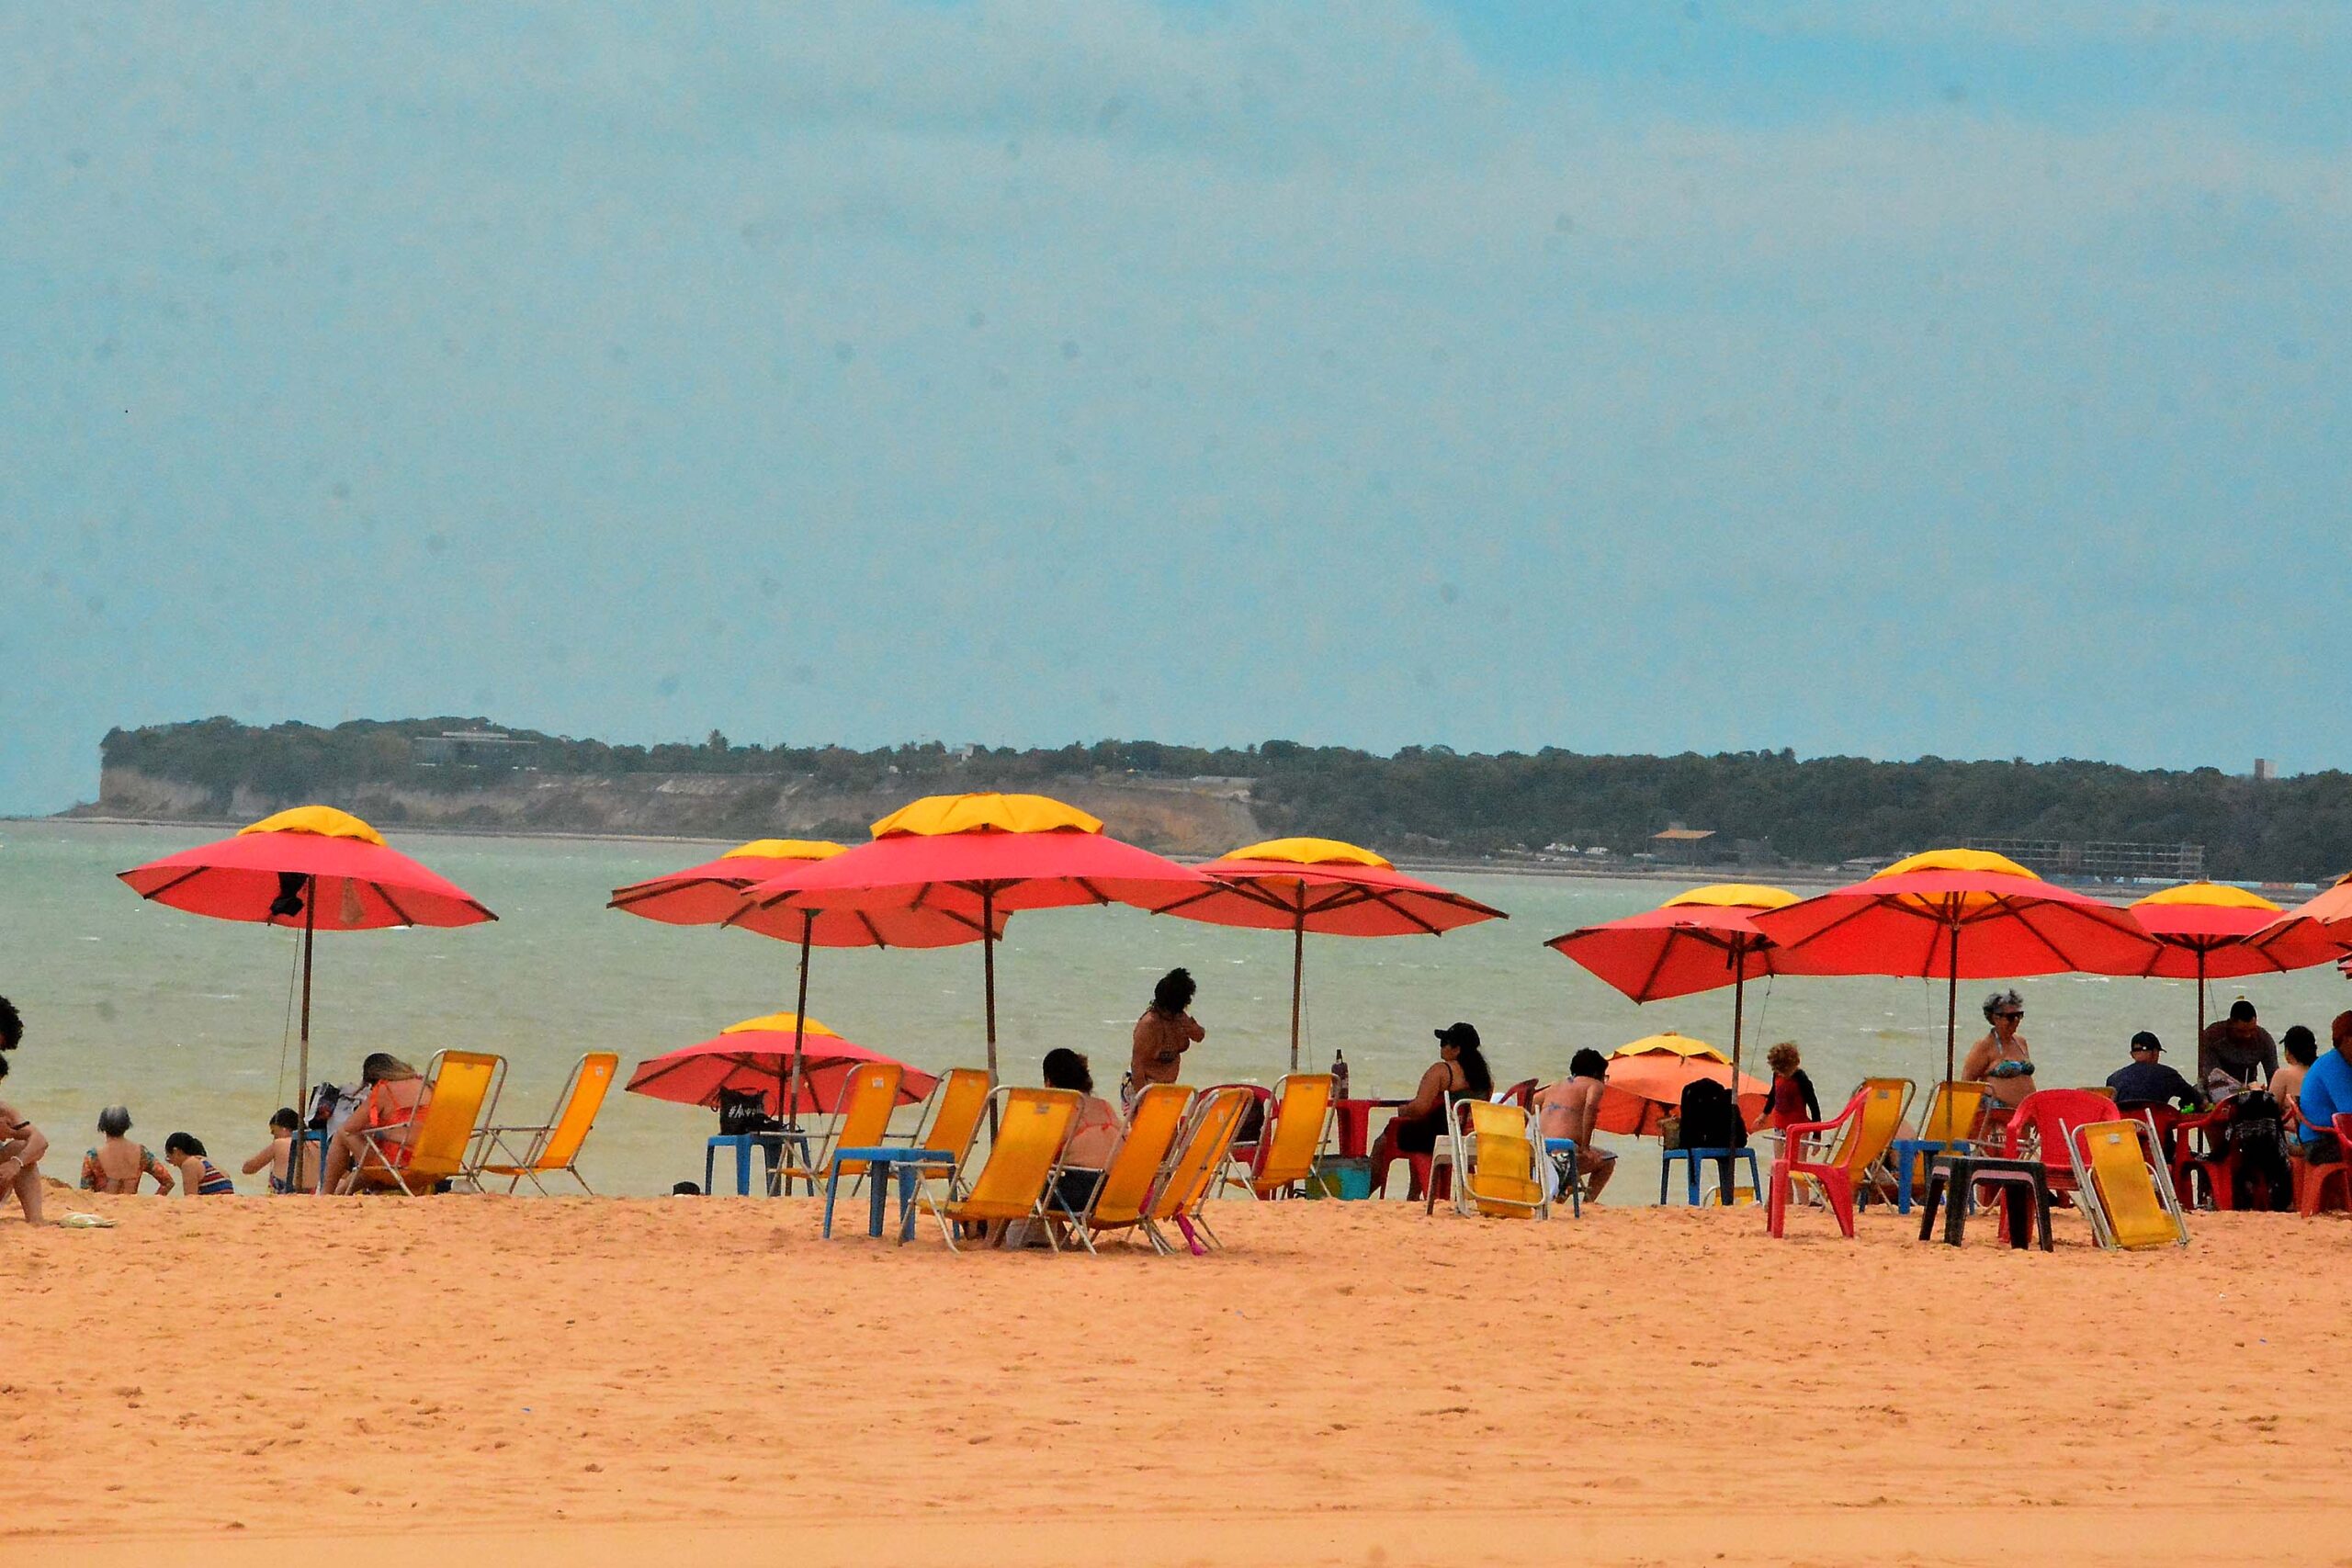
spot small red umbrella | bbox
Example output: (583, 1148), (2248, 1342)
(119, 806), (495, 1099)
(1546, 883), (1812, 1089)
(1150, 837), (1507, 1070)
(1751, 849), (2161, 1087)
(613, 838), (996, 1120)
(626, 1013), (935, 1118)
(737, 793), (1211, 1077)
(2125, 882), (2346, 1037)
(1595, 1032), (1769, 1137)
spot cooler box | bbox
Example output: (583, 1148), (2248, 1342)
(1303, 1156), (1374, 1201)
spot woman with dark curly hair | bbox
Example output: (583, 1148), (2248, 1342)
(0, 1052), (48, 1224)
(1127, 966), (1204, 1107)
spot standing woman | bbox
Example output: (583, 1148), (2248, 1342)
(1127, 967), (1205, 1108)
(1961, 988), (2036, 1121)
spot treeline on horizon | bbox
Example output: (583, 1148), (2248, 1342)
(98, 716), (2352, 882)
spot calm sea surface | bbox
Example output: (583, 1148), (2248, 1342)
(5, 820), (2344, 1198)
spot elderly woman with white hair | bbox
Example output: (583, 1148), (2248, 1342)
(1961, 988), (2038, 1115)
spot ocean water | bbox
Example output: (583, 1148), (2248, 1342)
(4, 819), (2344, 1198)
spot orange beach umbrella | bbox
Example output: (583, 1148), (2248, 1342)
(1151, 837), (1507, 1070)
(1595, 1032), (1767, 1138)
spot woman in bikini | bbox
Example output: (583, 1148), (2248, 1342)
(1371, 1021), (1494, 1195)
(1961, 989), (2036, 1137)
(80, 1105), (175, 1194)
(0, 1049), (49, 1225)
(164, 1133), (237, 1195)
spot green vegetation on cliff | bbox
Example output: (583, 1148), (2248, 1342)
(97, 718), (2352, 882)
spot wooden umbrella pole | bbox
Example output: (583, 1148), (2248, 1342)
(2196, 948), (2207, 1043)
(1944, 921), (1961, 1089)
(1289, 905), (1306, 1075)
(1730, 959), (1746, 1090)
(981, 887), (999, 1137)
(785, 923), (812, 1133)
(297, 884), (316, 1108)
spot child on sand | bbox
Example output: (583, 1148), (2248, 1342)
(164, 1133), (237, 1195)
(1761, 1043), (1821, 1132)
(243, 1107), (301, 1193)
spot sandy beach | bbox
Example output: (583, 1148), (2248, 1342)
(10, 1188), (2348, 1565)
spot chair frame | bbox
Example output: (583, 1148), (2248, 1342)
(1140, 1085), (1255, 1256)
(918, 1087), (1081, 1254)
(352, 1050), (507, 1197)
(1218, 1074), (1334, 1200)
(1430, 1094), (1549, 1220)
(777, 1061), (905, 1198)
(466, 1051), (617, 1195)
(2065, 1117), (2190, 1250)
(899, 1066), (995, 1202)
(1050, 1083), (1195, 1255)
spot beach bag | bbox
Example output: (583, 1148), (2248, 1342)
(1677, 1078), (1747, 1151)
(716, 1089), (777, 1136)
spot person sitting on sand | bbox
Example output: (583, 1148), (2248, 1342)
(243, 1107), (301, 1193)
(1962, 989), (2036, 1111)
(81, 1106), (175, 1193)
(0, 1050), (49, 1225)
(2105, 1031), (2204, 1113)
(1371, 1022), (1493, 1191)
(1127, 967), (1204, 1108)
(2273, 1026), (2318, 1134)
(322, 1053), (426, 1193)
(1535, 1048), (1617, 1201)
(163, 1133), (236, 1196)
(1758, 1043), (1821, 1133)
(1044, 1047), (1123, 1217)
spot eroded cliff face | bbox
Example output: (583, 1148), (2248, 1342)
(80, 767), (1261, 856)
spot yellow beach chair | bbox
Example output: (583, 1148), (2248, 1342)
(1793, 1077), (1913, 1213)
(1142, 1085), (1254, 1256)
(1056, 1083), (1193, 1254)
(778, 1061), (903, 1197)
(920, 1087), (1080, 1252)
(2067, 1118), (2189, 1251)
(1894, 1079), (1993, 1203)
(906, 1066), (993, 1198)
(468, 1051), (617, 1195)
(352, 1050), (505, 1196)
(1432, 1097), (1548, 1220)
(1226, 1072), (1333, 1200)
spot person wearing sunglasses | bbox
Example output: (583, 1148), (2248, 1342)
(1962, 988), (2037, 1110)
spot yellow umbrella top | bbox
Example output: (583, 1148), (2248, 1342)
(872, 792), (1102, 838)
(1873, 847), (2039, 880)
(722, 1012), (840, 1038)
(1662, 883), (1799, 911)
(718, 839), (846, 862)
(2132, 881), (2281, 913)
(1217, 837), (1392, 869)
(1609, 1031), (1728, 1063)
(236, 805), (387, 846)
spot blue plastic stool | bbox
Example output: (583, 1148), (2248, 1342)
(1660, 1145), (1758, 1206)
(1890, 1137), (1976, 1214)
(703, 1131), (810, 1196)
(1540, 1138), (1584, 1218)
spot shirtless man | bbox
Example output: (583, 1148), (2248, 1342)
(1536, 1047), (1616, 1201)
(0, 1048), (50, 1226)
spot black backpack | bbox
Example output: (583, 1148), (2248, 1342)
(1678, 1077), (1747, 1152)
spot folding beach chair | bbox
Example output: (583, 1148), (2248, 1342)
(1430, 1095), (1548, 1220)
(1141, 1085), (1254, 1256)
(1222, 1072), (1333, 1200)
(1891, 1079), (1992, 1208)
(2066, 1117), (2189, 1251)
(905, 1066), (993, 1199)
(467, 1051), (617, 1195)
(780, 1061), (903, 1199)
(351, 1050), (506, 1196)
(1792, 1077), (1913, 1212)
(919, 1087), (1080, 1253)
(1053, 1083), (1193, 1254)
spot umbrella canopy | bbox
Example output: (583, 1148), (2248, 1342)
(116, 806), (496, 1105)
(1751, 848), (2161, 1085)
(1545, 883), (1804, 1004)
(1595, 1032), (1768, 1137)
(2126, 883), (2345, 1035)
(2264, 870), (2352, 948)
(615, 839), (993, 947)
(625, 1013), (936, 1118)
(1152, 837), (1507, 1070)
(119, 806), (494, 931)
(738, 793), (1212, 1077)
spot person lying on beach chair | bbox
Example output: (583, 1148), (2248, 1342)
(0, 1051), (49, 1225)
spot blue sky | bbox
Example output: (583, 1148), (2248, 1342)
(3, 1), (2346, 811)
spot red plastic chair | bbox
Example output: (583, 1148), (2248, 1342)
(2170, 1105), (2237, 1211)
(1500, 1078), (1538, 1111)
(1996, 1089), (2117, 1236)
(2295, 1113), (2352, 1217)
(1766, 1090), (1865, 1239)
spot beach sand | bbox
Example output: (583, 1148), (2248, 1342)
(8, 1187), (2346, 1565)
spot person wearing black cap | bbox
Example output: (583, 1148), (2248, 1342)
(2199, 998), (2277, 1089)
(1369, 1022), (1494, 1196)
(2107, 1032), (2206, 1113)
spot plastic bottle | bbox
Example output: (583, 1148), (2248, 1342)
(1331, 1048), (1350, 1101)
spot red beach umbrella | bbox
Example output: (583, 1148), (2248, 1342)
(626, 1013), (935, 1119)
(2125, 882), (2346, 1037)
(1546, 883), (1811, 1089)
(118, 806), (495, 1100)
(1151, 837), (1506, 1070)
(2265, 871), (2352, 950)
(1751, 849), (2161, 1087)
(736, 793), (1211, 1077)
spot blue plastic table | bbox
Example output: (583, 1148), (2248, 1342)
(825, 1145), (950, 1242)
(704, 1130), (812, 1197)
(1659, 1145), (1758, 1206)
